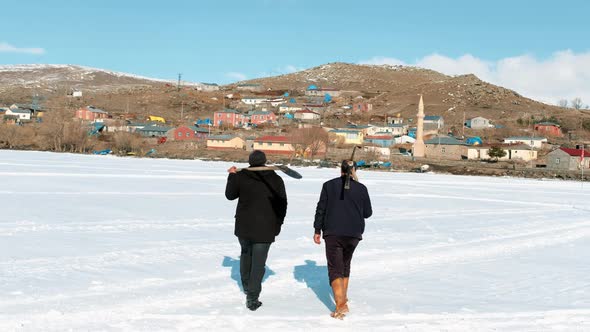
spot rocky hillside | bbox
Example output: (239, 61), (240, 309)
(1, 62), (587, 137)
(239, 62), (580, 130)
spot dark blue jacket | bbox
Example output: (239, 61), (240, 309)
(314, 176), (372, 239)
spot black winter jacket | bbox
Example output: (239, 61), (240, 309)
(225, 169), (287, 243)
(314, 176), (372, 239)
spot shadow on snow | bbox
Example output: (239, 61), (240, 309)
(222, 256), (275, 292)
(294, 259), (333, 311)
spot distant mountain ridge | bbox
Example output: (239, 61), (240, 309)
(0, 64), (207, 91)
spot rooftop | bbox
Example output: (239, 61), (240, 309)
(424, 115), (443, 121)
(425, 136), (465, 145)
(254, 135), (290, 143)
(559, 147), (590, 157)
(208, 135), (236, 140)
(505, 136), (548, 141)
(137, 125), (172, 132)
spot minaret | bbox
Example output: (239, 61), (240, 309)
(412, 95), (426, 157)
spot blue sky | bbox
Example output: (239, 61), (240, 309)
(2, 0), (590, 102)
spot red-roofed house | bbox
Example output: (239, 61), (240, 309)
(534, 122), (563, 137)
(253, 136), (293, 155)
(546, 147), (590, 170)
(253, 135), (327, 157)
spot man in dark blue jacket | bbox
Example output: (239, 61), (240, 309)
(226, 150), (287, 311)
(313, 160), (372, 319)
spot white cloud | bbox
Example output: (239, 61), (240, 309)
(360, 50), (590, 105)
(225, 72), (247, 81)
(359, 56), (405, 66)
(0, 42), (45, 55)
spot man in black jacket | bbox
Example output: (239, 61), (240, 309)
(313, 160), (372, 319)
(226, 150), (287, 311)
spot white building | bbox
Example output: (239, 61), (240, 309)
(367, 124), (408, 136)
(279, 104), (303, 113)
(294, 109), (321, 121)
(466, 145), (538, 161)
(5, 108), (31, 121)
(241, 97), (268, 105)
(266, 98), (286, 107)
(424, 115), (444, 129)
(465, 116), (492, 129)
(503, 136), (548, 149)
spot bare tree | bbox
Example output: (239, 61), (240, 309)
(113, 131), (145, 154)
(37, 109), (71, 151)
(288, 127), (329, 160)
(0, 124), (36, 149)
(557, 99), (569, 108)
(0, 124), (18, 148)
(571, 97), (584, 110)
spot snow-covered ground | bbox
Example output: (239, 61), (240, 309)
(1, 150), (589, 331)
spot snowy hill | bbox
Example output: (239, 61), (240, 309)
(0, 64), (207, 91)
(0, 150), (589, 331)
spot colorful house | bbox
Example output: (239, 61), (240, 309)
(352, 102), (373, 112)
(214, 109), (245, 127)
(249, 111), (277, 125)
(167, 125), (209, 141)
(253, 135), (327, 157)
(534, 122), (563, 137)
(364, 134), (395, 147)
(75, 106), (109, 121)
(329, 129), (364, 145)
(253, 136), (293, 155)
(206, 135), (245, 150)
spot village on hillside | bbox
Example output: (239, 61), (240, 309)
(1, 75), (589, 179)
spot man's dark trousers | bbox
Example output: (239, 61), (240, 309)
(239, 238), (271, 301)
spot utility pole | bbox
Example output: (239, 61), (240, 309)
(177, 73), (182, 92)
(462, 111), (465, 138)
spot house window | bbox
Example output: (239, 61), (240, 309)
(280, 143), (284, 146)
(556, 158), (560, 164)
(178, 132), (182, 137)
(267, 142), (272, 146)
(441, 147), (446, 153)
(186, 132), (190, 137)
